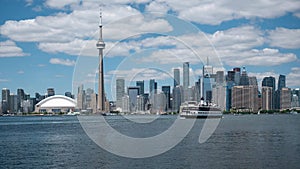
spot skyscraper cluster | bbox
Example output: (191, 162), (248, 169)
(1, 88), (74, 114)
(114, 61), (299, 114)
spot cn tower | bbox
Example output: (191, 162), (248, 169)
(96, 9), (106, 112)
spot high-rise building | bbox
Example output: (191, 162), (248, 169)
(77, 85), (85, 110)
(116, 78), (125, 108)
(128, 87), (140, 112)
(96, 9), (106, 112)
(291, 94), (299, 108)
(149, 79), (157, 95)
(233, 67), (241, 85)
(239, 67), (249, 86)
(136, 95), (145, 111)
(227, 71), (235, 82)
(212, 84), (227, 111)
(278, 75), (286, 91)
(262, 76), (276, 91)
(231, 85), (259, 112)
(136, 81), (144, 95)
(172, 86), (183, 112)
(248, 76), (258, 86)
(162, 86), (171, 111)
(262, 86), (273, 110)
(195, 78), (201, 102)
(1, 88), (10, 113)
(173, 68), (180, 87)
(203, 57), (213, 77)
(47, 88), (55, 97)
(122, 95), (130, 113)
(216, 71), (225, 84)
(262, 76), (276, 109)
(280, 87), (291, 110)
(183, 62), (189, 90)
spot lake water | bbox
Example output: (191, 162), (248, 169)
(0, 114), (299, 169)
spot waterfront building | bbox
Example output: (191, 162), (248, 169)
(35, 95), (76, 113)
(195, 78), (201, 102)
(172, 85), (183, 112)
(136, 95), (145, 112)
(116, 78), (125, 108)
(77, 85), (85, 110)
(275, 75), (286, 109)
(291, 94), (299, 108)
(212, 84), (227, 111)
(162, 86), (171, 112)
(121, 95), (130, 113)
(262, 86), (273, 110)
(1, 88), (10, 113)
(262, 76), (276, 109)
(173, 68), (180, 87)
(128, 87), (140, 112)
(280, 87), (291, 110)
(231, 85), (259, 112)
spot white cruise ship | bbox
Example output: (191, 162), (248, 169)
(179, 100), (222, 119)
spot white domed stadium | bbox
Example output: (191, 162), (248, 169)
(35, 95), (76, 113)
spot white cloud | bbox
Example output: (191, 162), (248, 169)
(0, 79), (9, 82)
(0, 40), (28, 57)
(158, 0), (300, 25)
(287, 67), (300, 87)
(267, 27), (300, 49)
(17, 70), (25, 74)
(44, 0), (81, 9)
(55, 74), (65, 78)
(49, 58), (76, 66)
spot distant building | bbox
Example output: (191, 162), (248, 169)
(1, 88), (10, 113)
(47, 88), (55, 97)
(280, 87), (291, 110)
(262, 76), (276, 109)
(212, 84), (227, 111)
(172, 85), (183, 112)
(233, 67), (241, 85)
(122, 95), (130, 113)
(162, 86), (171, 112)
(128, 86), (140, 112)
(35, 95), (76, 113)
(239, 67), (249, 86)
(216, 71), (225, 84)
(116, 78), (125, 108)
(231, 85), (259, 112)
(136, 95), (145, 112)
(262, 86), (273, 110)
(278, 75), (286, 91)
(136, 80), (144, 95)
(183, 62), (190, 90)
(173, 68), (180, 87)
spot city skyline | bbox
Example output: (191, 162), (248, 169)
(0, 1), (300, 101)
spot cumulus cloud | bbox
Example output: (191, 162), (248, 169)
(287, 67), (300, 87)
(158, 0), (300, 25)
(0, 40), (28, 57)
(267, 27), (300, 49)
(49, 58), (76, 66)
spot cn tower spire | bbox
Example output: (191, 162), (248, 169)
(96, 6), (106, 112)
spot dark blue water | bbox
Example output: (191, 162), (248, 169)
(0, 115), (299, 169)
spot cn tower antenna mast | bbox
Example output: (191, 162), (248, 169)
(96, 5), (106, 112)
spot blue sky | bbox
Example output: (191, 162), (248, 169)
(0, 0), (300, 101)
